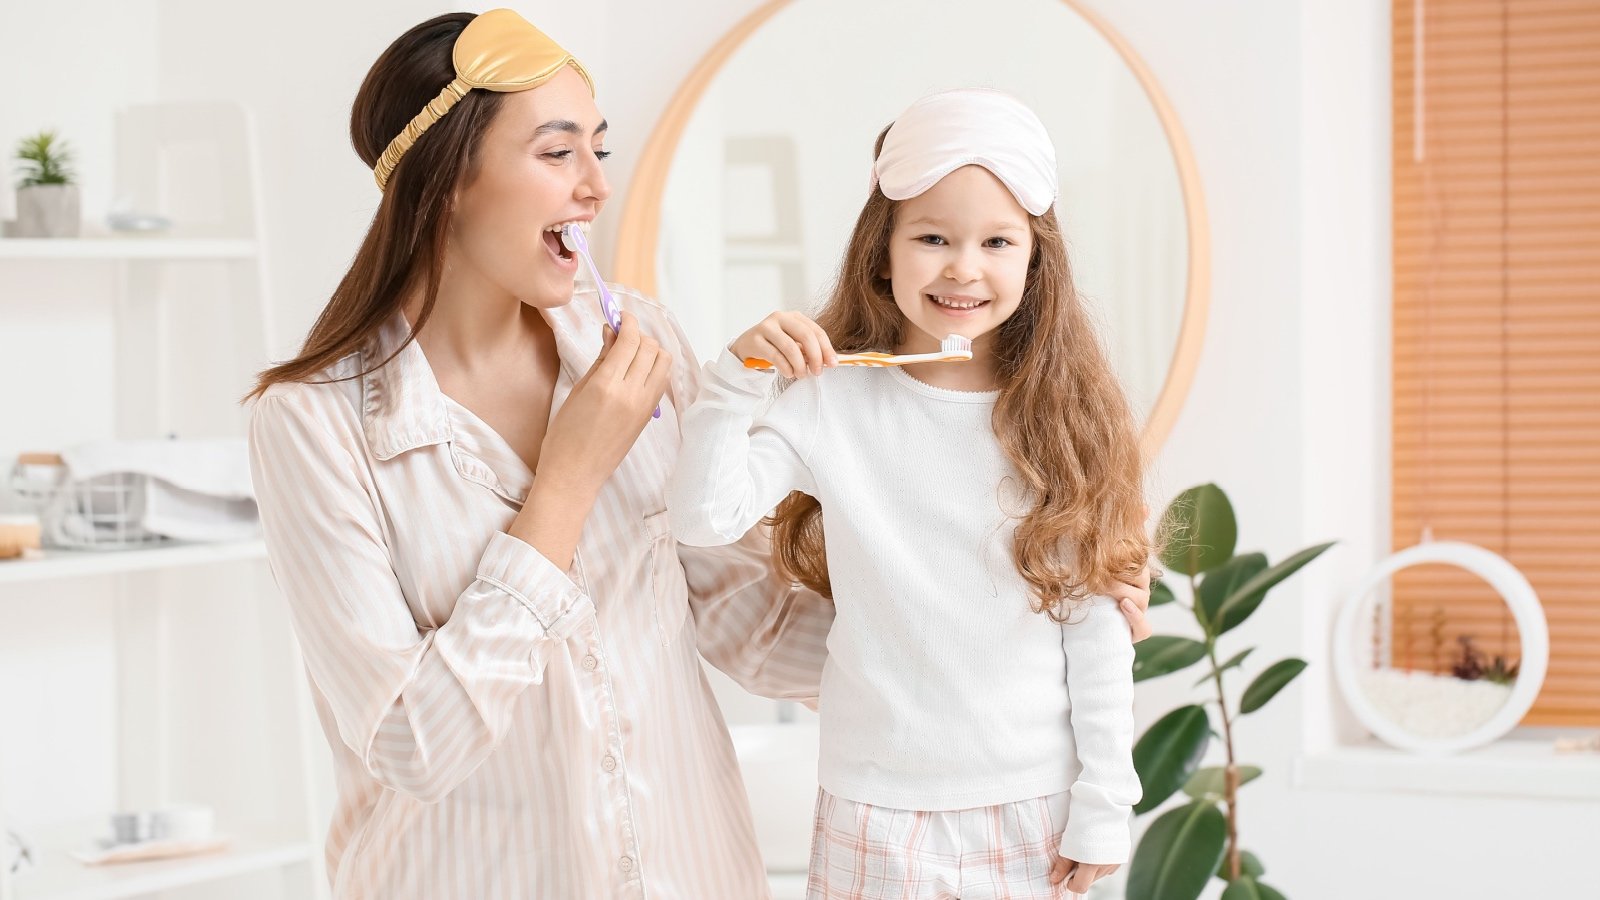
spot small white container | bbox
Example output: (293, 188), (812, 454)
(151, 805), (214, 842)
(109, 811), (156, 845)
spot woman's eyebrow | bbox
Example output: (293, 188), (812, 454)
(533, 118), (609, 137)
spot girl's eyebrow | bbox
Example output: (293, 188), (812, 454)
(904, 214), (1027, 232)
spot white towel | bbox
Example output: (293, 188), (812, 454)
(57, 439), (259, 543)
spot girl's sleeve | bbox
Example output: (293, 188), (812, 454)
(1057, 596), (1144, 864)
(668, 349), (821, 547)
(659, 312), (832, 702)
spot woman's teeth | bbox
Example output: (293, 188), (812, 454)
(543, 220), (586, 261)
(929, 295), (990, 310)
(545, 220), (588, 234)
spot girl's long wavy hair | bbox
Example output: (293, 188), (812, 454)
(767, 129), (1152, 621)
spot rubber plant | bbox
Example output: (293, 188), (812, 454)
(1124, 484), (1334, 900)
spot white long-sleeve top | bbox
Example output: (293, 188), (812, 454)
(669, 350), (1142, 864)
(248, 289), (832, 899)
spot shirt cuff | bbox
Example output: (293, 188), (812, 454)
(708, 348), (778, 399)
(477, 531), (594, 640)
(1057, 827), (1131, 866)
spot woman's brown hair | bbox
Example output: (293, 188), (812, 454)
(245, 12), (503, 400)
(768, 128), (1153, 621)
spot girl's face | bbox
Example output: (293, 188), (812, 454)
(448, 66), (612, 307)
(884, 165), (1033, 354)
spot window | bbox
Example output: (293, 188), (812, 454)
(1391, 0), (1600, 726)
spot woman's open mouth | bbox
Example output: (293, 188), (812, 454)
(541, 222), (581, 270)
(542, 228), (576, 267)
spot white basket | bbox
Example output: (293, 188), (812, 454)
(8, 457), (169, 551)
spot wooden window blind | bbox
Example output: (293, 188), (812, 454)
(1391, 0), (1600, 726)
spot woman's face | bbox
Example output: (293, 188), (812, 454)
(449, 65), (612, 307)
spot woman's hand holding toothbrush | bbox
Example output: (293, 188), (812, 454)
(507, 312), (671, 571)
(731, 311), (838, 379)
(537, 311), (672, 496)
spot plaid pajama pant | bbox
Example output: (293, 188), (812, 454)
(805, 788), (1076, 900)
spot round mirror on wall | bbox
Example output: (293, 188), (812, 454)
(615, 0), (1209, 452)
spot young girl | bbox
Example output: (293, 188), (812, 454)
(669, 89), (1150, 899)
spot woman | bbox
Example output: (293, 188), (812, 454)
(246, 10), (1152, 899)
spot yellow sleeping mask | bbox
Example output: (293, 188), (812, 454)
(372, 8), (593, 191)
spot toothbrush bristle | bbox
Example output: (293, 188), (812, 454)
(559, 222), (583, 253)
(941, 334), (973, 353)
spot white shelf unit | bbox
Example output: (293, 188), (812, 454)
(0, 239), (259, 261)
(15, 836), (311, 900)
(0, 102), (324, 900)
(0, 542), (268, 587)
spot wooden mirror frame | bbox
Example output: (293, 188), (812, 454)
(613, 0), (1210, 455)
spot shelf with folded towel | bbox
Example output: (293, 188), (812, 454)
(0, 540), (267, 586)
(0, 238), (259, 261)
(10, 835), (312, 900)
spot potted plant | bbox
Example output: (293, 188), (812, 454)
(1124, 483), (1335, 900)
(12, 130), (79, 238)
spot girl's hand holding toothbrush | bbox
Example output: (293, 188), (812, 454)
(731, 311), (839, 379)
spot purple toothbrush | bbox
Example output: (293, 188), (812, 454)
(562, 222), (660, 419)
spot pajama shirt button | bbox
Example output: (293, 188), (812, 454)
(582, 654), (599, 671)
(602, 755), (618, 772)
(619, 856), (634, 873)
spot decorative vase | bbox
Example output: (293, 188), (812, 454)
(14, 184), (80, 237)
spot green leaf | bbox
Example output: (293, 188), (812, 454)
(1217, 850), (1267, 883)
(1183, 765), (1263, 800)
(1216, 850), (1267, 882)
(1220, 875), (1286, 900)
(1193, 647), (1255, 687)
(1197, 553), (1267, 632)
(1133, 636), (1209, 682)
(1158, 484), (1237, 576)
(1211, 541), (1337, 635)
(13, 129), (74, 188)
(1133, 705), (1211, 814)
(1240, 658), (1309, 714)
(1150, 579), (1177, 607)
(1126, 801), (1227, 900)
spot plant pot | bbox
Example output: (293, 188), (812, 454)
(14, 184), (80, 238)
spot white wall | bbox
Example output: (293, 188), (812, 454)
(0, 2), (162, 226)
(4, 1), (1595, 897)
(0, 0), (162, 464)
